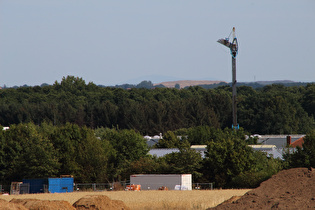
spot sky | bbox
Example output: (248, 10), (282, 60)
(1, 0), (314, 87)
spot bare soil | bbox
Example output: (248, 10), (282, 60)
(0, 199), (27, 210)
(10, 198), (75, 210)
(3, 195), (129, 210)
(73, 195), (130, 210)
(211, 167), (315, 209)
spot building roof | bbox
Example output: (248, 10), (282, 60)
(149, 148), (180, 158)
(257, 135), (305, 149)
(248, 145), (277, 150)
(290, 137), (304, 148)
(149, 135), (306, 160)
(190, 145), (207, 150)
(149, 146), (207, 158)
(249, 144), (283, 159)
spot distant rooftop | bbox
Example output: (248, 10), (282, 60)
(257, 134), (305, 149)
(249, 145), (277, 150)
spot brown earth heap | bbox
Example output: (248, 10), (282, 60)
(73, 195), (130, 210)
(10, 198), (75, 210)
(211, 167), (315, 209)
(0, 199), (27, 210)
(4, 195), (129, 210)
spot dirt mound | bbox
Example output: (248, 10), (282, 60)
(0, 199), (27, 210)
(211, 168), (315, 209)
(10, 198), (75, 210)
(217, 196), (242, 206)
(73, 195), (130, 210)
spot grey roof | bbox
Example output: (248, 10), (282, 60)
(146, 139), (160, 147)
(149, 148), (180, 158)
(149, 147), (206, 158)
(249, 145), (283, 159)
(252, 135), (305, 159)
(150, 144), (284, 159)
(257, 135), (305, 149)
(148, 135), (305, 160)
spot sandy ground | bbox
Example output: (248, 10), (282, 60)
(1, 189), (250, 209)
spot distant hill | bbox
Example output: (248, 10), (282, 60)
(154, 80), (226, 88)
(2, 79), (311, 90)
(254, 80), (295, 85)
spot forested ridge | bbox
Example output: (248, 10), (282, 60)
(0, 76), (315, 189)
(1, 76), (314, 135)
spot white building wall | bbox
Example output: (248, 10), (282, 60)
(130, 174), (192, 190)
(181, 174), (192, 190)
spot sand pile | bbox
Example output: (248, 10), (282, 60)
(0, 199), (27, 210)
(10, 199), (75, 210)
(4, 195), (129, 210)
(73, 195), (130, 210)
(211, 167), (315, 209)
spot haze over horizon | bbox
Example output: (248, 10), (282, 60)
(1, 1), (314, 87)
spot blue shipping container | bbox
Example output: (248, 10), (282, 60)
(22, 179), (48, 194)
(48, 178), (74, 193)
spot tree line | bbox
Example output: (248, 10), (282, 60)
(1, 122), (314, 189)
(0, 123), (285, 189)
(0, 76), (314, 135)
(0, 76), (315, 189)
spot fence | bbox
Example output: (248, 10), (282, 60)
(75, 181), (128, 191)
(75, 183), (112, 191)
(193, 183), (214, 190)
(75, 182), (214, 191)
(1, 182), (214, 194)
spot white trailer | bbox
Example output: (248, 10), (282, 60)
(130, 174), (192, 190)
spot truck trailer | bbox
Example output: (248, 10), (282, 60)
(130, 174), (192, 190)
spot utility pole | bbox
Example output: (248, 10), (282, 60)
(217, 27), (239, 129)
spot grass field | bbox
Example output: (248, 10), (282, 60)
(1, 189), (250, 209)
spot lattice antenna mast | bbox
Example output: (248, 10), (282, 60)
(217, 27), (239, 129)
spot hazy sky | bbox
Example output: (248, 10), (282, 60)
(1, 0), (314, 87)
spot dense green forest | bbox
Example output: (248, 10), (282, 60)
(1, 123), (314, 189)
(0, 76), (314, 134)
(0, 123), (282, 188)
(0, 76), (315, 190)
